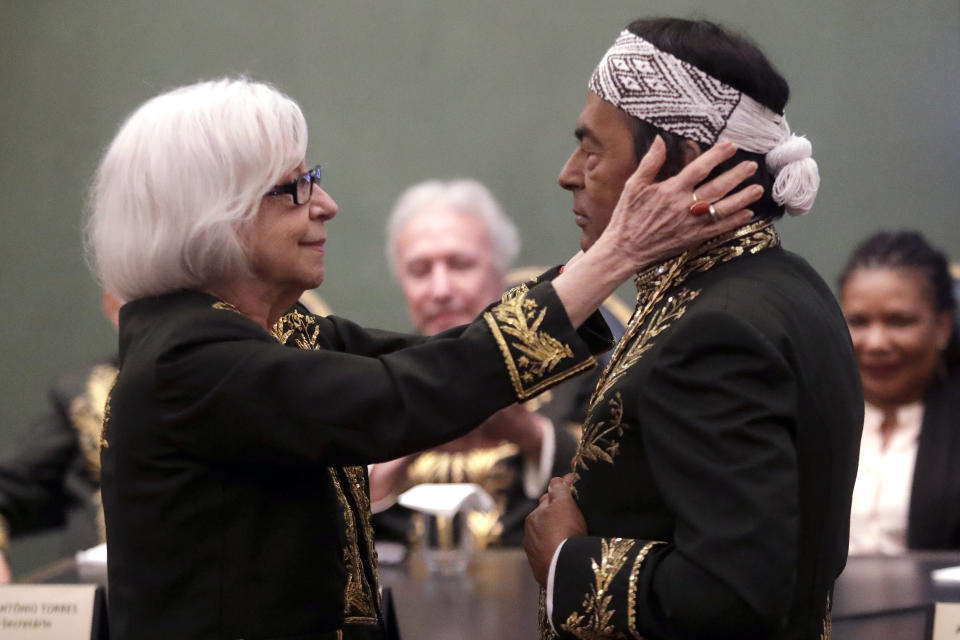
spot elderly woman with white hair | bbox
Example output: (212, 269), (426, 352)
(85, 77), (760, 640)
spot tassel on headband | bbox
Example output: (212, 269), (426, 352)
(589, 30), (819, 216)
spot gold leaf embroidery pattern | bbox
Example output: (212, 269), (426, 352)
(343, 465), (382, 619)
(561, 537), (636, 640)
(594, 287), (699, 408)
(329, 469), (378, 623)
(271, 309), (323, 350)
(484, 284), (594, 399)
(273, 307), (379, 625)
(70, 364), (118, 481)
(570, 393), (625, 486)
(627, 541), (664, 639)
(407, 443), (518, 490)
(575, 221), (779, 478)
(406, 443), (518, 547)
(98, 371), (119, 451)
(588, 254), (689, 410)
(466, 511), (503, 550)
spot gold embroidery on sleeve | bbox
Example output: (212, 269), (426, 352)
(627, 541), (665, 639)
(561, 537), (636, 639)
(70, 364), (119, 480)
(484, 284), (594, 399)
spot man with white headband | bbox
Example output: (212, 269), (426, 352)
(523, 18), (862, 640)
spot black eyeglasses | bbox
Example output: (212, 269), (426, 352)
(264, 165), (322, 205)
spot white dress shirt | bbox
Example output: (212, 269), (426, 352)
(848, 401), (924, 555)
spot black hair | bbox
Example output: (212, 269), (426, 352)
(839, 229), (960, 367)
(623, 18), (790, 220)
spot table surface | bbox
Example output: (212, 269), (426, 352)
(20, 549), (960, 640)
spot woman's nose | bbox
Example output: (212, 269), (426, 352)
(861, 324), (890, 352)
(311, 187), (338, 220)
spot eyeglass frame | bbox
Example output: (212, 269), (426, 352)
(264, 165), (322, 205)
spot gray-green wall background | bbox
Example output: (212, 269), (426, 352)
(1, 1), (958, 574)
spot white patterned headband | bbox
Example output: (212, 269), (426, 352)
(589, 30), (819, 216)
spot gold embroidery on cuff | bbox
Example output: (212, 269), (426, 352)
(627, 541), (665, 639)
(484, 284), (594, 400)
(70, 364), (118, 481)
(539, 587), (560, 640)
(561, 537), (636, 639)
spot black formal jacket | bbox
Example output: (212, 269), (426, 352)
(908, 366), (960, 550)
(0, 359), (116, 558)
(543, 222), (863, 640)
(102, 280), (610, 640)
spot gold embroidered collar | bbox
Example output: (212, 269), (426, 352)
(589, 220), (779, 408)
(633, 219), (779, 296)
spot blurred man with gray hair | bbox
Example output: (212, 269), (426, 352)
(370, 178), (587, 547)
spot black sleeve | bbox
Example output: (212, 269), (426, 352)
(151, 281), (607, 469)
(550, 311), (798, 640)
(0, 384), (78, 544)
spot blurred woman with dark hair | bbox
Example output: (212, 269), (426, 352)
(840, 230), (960, 553)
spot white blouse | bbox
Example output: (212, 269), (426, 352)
(848, 401), (924, 555)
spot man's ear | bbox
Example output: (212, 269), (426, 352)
(681, 139), (702, 165)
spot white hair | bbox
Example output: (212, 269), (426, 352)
(386, 179), (520, 278)
(84, 77), (308, 300)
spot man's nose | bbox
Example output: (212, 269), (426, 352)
(428, 264), (453, 299)
(558, 149), (584, 191)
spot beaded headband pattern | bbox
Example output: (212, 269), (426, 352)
(589, 30), (820, 216)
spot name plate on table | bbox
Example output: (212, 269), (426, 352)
(0, 584), (106, 640)
(934, 602), (960, 640)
